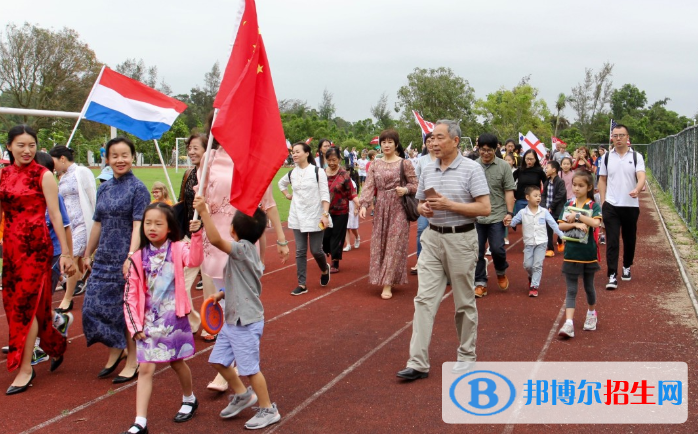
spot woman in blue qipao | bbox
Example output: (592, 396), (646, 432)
(82, 137), (150, 384)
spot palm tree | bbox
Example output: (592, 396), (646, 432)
(554, 93), (569, 138)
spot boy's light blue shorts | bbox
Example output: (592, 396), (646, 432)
(208, 320), (264, 376)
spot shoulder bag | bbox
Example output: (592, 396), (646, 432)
(399, 160), (420, 222)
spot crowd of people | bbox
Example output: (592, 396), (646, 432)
(0, 120), (646, 432)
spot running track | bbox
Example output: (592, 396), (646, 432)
(1, 190), (697, 433)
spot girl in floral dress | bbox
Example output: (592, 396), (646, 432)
(121, 203), (203, 434)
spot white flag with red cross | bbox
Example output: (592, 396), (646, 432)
(519, 131), (546, 159)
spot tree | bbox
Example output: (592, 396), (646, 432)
(553, 93), (569, 137)
(0, 23), (101, 129)
(279, 99), (310, 116)
(570, 62), (614, 143)
(318, 88), (335, 121)
(370, 92), (393, 130)
(475, 82), (551, 143)
(611, 84), (647, 120)
(395, 67), (477, 146)
(203, 61), (221, 98)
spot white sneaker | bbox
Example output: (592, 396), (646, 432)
(343, 245), (351, 252)
(485, 247), (491, 256)
(354, 237), (360, 249)
(451, 361), (476, 374)
(504, 238), (510, 245)
(558, 322), (574, 338)
(583, 312), (598, 331)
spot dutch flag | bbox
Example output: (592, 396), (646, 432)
(83, 67), (187, 140)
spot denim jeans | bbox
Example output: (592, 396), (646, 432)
(523, 243), (547, 287)
(474, 221), (509, 286)
(416, 215), (429, 257)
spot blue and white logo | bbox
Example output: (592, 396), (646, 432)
(449, 370), (516, 416)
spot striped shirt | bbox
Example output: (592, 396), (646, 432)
(416, 153), (490, 226)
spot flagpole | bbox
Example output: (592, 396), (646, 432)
(66, 65), (106, 148)
(153, 139), (176, 200)
(192, 108), (219, 220)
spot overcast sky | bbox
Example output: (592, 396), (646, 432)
(4, 0), (698, 123)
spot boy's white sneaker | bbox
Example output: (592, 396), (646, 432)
(220, 386), (257, 419)
(558, 322), (574, 338)
(583, 312), (598, 331)
(245, 403), (281, 430)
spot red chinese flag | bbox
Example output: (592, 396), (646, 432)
(211, 35), (287, 216)
(213, 0), (259, 108)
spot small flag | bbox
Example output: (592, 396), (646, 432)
(551, 136), (567, 147)
(370, 136), (379, 145)
(83, 67), (187, 140)
(305, 137), (313, 145)
(413, 110), (435, 137)
(610, 119), (618, 143)
(406, 142), (412, 152)
(520, 131), (546, 159)
(286, 139), (291, 149)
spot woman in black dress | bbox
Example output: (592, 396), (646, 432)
(513, 149), (547, 214)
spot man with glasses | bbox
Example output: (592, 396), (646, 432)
(598, 124), (646, 289)
(472, 134), (516, 297)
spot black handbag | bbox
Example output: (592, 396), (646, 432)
(399, 160), (420, 222)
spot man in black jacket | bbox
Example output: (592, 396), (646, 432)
(542, 160), (567, 256)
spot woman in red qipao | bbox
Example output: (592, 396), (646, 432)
(0, 125), (75, 395)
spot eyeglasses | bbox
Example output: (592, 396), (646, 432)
(612, 134), (627, 139)
(479, 148), (495, 153)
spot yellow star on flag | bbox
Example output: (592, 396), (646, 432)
(257, 64), (263, 74)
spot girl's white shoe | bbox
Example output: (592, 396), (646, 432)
(354, 237), (360, 249)
(343, 245), (351, 252)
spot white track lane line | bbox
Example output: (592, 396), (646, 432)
(17, 264), (385, 434)
(266, 238), (525, 431)
(19, 228), (514, 432)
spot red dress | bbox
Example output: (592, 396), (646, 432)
(0, 161), (66, 371)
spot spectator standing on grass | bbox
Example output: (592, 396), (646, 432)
(410, 131), (435, 275)
(359, 129), (417, 300)
(279, 142), (330, 296)
(597, 124), (646, 290)
(50, 145), (97, 313)
(100, 143), (106, 168)
(397, 120), (490, 381)
(473, 134), (516, 298)
(150, 181), (173, 205)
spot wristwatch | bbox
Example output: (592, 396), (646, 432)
(322, 212), (330, 217)
(575, 212), (581, 222)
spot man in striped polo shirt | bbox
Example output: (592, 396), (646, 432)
(397, 120), (491, 380)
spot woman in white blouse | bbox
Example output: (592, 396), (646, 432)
(279, 142), (331, 296)
(49, 146), (97, 312)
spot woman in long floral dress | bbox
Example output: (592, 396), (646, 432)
(359, 129), (418, 300)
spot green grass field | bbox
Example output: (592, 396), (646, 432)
(89, 166), (293, 222)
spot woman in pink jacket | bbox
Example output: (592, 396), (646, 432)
(121, 203), (203, 434)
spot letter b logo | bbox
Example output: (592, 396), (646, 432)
(468, 378), (499, 409)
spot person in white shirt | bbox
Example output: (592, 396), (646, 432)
(357, 151), (368, 186)
(279, 143), (331, 296)
(509, 186), (564, 297)
(597, 124), (646, 289)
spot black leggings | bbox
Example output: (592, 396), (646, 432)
(322, 213), (349, 262)
(564, 272), (597, 309)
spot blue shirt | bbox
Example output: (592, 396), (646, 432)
(46, 194), (71, 256)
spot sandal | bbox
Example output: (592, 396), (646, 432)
(330, 267), (340, 273)
(202, 334), (217, 343)
(381, 291), (393, 300)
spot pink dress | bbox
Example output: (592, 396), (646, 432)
(359, 158), (418, 286)
(198, 148), (276, 278)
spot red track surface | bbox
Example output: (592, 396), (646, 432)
(1, 191), (697, 434)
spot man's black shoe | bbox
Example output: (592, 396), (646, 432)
(396, 368), (428, 381)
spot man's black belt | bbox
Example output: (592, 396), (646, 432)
(429, 223), (475, 234)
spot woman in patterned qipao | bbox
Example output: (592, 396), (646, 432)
(82, 137), (150, 384)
